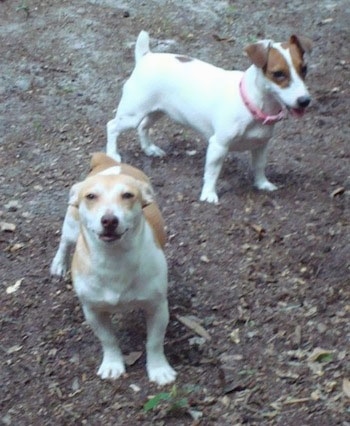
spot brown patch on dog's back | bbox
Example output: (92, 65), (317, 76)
(175, 55), (193, 63)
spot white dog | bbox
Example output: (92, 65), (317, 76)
(51, 153), (176, 386)
(107, 31), (312, 203)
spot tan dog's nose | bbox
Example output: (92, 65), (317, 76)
(101, 214), (119, 230)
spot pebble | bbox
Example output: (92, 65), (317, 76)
(4, 200), (21, 212)
(14, 77), (32, 92)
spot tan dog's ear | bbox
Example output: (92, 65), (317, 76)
(244, 40), (271, 68)
(138, 181), (155, 208)
(68, 182), (82, 208)
(290, 35), (313, 55)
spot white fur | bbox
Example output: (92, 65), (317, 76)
(107, 31), (311, 203)
(51, 174), (176, 386)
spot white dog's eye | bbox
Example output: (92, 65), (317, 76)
(272, 70), (287, 80)
(122, 192), (135, 200)
(86, 193), (97, 200)
(300, 64), (307, 77)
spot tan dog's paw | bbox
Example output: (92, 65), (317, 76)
(148, 363), (177, 386)
(98, 357), (126, 380)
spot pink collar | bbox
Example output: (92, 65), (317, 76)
(239, 75), (286, 125)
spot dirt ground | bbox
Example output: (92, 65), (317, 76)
(1, 0), (349, 424)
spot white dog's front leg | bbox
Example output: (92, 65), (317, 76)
(251, 145), (277, 191)
(82, 306), (125, 380)
(200, 136), (229, 204)
(50, 206), (79, 277)
(145, 300), (176, 386)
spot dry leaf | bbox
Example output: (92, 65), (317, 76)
(330, 187), (345, 197)
(1, 222), (16, 232)
(7, 345), (23, 354)
(124, 351), (142, 366)
(6, 278), (23, 294)
(343, 378), (350, 398)
(229, 328), (240, 344)
(247, 223), (266, 240)
(308, 347), (334, 363)
(176, 315), (211, 341)
(9, 243), (25, 252)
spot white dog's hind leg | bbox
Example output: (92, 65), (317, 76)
(106, 118), (123, 162)
(251, 145), (277, 191)
(50, 206), (79, 277)
(145, 300), (176, 386)
(200, 135), (229, 204)
(138, 112), (166, 157)
(83, 306), (126, 380)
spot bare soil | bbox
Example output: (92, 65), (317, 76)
(1, 1), (349, 425)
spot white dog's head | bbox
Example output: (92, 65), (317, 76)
(70, 174), (154, 243)
(245, 35), (312, 116)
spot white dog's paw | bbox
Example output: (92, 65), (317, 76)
(143, 144), (166, 158)
(255, 180), (278, 192)
(50, 257), (67, 278)
(148, 363), (177, 386)
(199, 189), (219, 204)
(97, 358), (126, 380)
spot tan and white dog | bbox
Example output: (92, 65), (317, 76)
(51, 153), (176, 386)
(107, 31), (312, 203)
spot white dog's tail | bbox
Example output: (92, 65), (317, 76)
(135, 31), (150, 63)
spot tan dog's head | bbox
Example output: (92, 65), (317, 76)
(70, 174), (154, 243)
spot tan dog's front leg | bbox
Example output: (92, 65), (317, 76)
(145, 300), (176, 386)
(82, 306), (125, 380)
(50, 205), (79, 277)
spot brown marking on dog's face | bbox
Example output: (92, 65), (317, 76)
(264, 47), (291, 88)
(175, 55), (193, 63)
(246, 35), (311, 88)
(285, 35), (311, 80)
(79, 175), (149, 214)
(75, 174), (165, 248)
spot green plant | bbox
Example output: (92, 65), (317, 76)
(16, 0), (30, 18)
(143, 385), (192, 413)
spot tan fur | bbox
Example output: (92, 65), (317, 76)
(89, 152), (166, 248)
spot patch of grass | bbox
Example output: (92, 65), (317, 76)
(143, 384), (197, 414)
(16, 0), (30, 18)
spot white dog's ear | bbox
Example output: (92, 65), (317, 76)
(290, 35), (312, 55)
(68, 182), (82, 208)
(244, 40), (271, 68)
(138, 181), (155, 208)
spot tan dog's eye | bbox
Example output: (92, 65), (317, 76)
(86, 193), (97, 200)
(122, 192), (135, 200)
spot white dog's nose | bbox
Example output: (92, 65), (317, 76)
(101, 214), (119, 230)
(297, 96), (311, 108)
